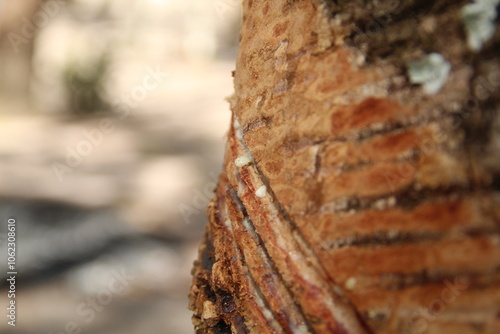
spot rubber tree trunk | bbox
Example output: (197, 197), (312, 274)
(189, 1), (500, 333)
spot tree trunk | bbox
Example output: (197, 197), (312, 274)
(0, 0), (44, 102)
(189, 0), (500, 333)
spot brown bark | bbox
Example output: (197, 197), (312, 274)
(189, 1), (500, 333)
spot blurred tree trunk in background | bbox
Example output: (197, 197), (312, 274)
(190, 0), (500, 333)
(0, 0), (44, 103)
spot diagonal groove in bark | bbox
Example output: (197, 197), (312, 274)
(215, 190), (284, 333)
(270, 110), (484, 155)
(326, 226), (500, 249)
(372, 265), (500, 291)
(206, 196), (277, 333)
(229, 116), (373, 333)
(317, 186), (498, 216)
(224, 183), (313, 333)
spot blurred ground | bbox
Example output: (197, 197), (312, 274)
(0, 0), (240, 333)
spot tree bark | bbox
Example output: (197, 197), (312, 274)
(189, 0), (500, 333)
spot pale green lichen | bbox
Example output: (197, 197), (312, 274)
(461, 0), (499, 51)
(407, 53), (451, 94)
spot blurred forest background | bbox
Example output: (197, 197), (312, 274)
(0, 0), (241, 333)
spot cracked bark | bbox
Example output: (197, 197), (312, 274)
(189, 0), (500, 333)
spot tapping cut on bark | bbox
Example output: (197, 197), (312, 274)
(189, 0), (500, 333)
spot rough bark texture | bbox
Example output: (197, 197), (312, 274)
(189, 0), (500, 333)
